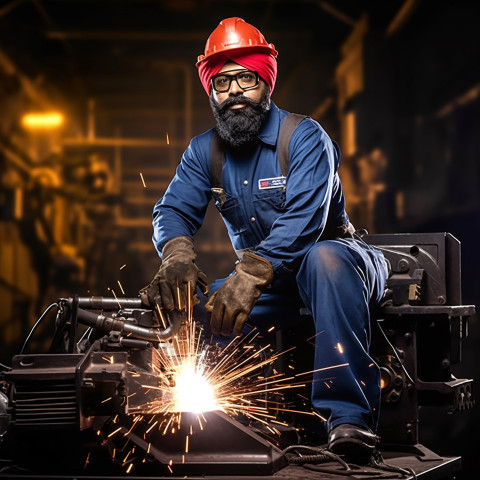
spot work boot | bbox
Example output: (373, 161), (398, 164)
(328, 423), (378, 462)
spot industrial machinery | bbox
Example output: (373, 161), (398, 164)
(364, 232), (475, 450)
(0, 296), (287, 476)
(0, 232), (475, 478)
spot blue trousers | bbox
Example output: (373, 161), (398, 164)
(195, 238), (389, 433)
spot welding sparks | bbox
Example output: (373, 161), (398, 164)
(102, 305), (350, 475)
(102, 355), (114, 364)
(166, 132), (170, 145)
(313, 411), (328, 422)
(134, 323), (342, 429)
(84, 452), (90, 469)
(155, 303), (168, 329)
(108, 427), (122, 438)
(176, 282), (183, 311)
(108, 287), (122, 308)
(139, 172), (147, 188)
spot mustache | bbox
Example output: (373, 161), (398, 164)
(218, 95), (259, 114)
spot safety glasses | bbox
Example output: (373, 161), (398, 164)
(211, 70), (260, 93)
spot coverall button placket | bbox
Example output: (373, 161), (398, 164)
(233, 151), (265, 241)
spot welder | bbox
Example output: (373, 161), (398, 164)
(141, 17), (389, 460)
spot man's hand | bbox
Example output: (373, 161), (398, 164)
(205, 252), (273, 337)
(140, 236), (207, 312)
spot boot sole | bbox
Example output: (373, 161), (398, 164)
(329, 437), (375, 461)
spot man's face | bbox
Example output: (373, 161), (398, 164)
(209, 62), (270, 148)
(212, 63), (266, 106)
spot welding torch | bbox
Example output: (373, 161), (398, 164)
(66, 296), (186, 342)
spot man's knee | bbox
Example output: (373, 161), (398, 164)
(299, 240), (352, 281)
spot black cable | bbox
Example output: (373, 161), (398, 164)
(77, 326), (92, 346)
(370, 451), (417, 479)
(376, 321), (415, 385)
(19, 303), (58, 355)
(67, 295), (78, 353)
(284, 445), (415, 478)
(284, 444), (351, 471)
(48, 302), (71, 353)
(287, 453), (332, 464)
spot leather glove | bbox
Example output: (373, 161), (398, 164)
(140, 236), (207, 312)
(205, 252), (274, 337)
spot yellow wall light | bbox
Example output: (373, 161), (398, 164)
(22, 112), (65, 129)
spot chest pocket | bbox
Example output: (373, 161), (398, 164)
(253, 189), (286, 235)
(209, 114), (305, 238)
(211, 188), (247, 236)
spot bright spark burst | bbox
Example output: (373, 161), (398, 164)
(136, 320), (307, 423)
(102, 302), (349, 475)
(131, 314), (350, 428)
(171, 359), (217, 413)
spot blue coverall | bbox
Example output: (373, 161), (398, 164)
(152, 102), (389, 432)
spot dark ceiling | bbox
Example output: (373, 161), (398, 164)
(0, 0), (409, 136)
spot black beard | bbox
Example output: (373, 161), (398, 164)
(209, 86), (271, 148)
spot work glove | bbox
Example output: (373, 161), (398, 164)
(205, 252), (274, 337)
(140, 236), (207, 312)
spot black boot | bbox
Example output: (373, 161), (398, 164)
(328, 423), (379, 462)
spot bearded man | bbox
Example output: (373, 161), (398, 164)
(141, 17), (389, 461)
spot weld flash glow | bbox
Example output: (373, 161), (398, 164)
(172, 360), (217, 413)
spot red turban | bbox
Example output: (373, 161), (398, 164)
(197, 49), (277, 96)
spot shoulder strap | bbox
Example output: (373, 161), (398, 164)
(277, 113), (306, 177)
(210, 130), (225, 188)
(210, 113), (307, 188)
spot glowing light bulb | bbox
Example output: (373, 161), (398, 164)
(22, 112), (64, 129)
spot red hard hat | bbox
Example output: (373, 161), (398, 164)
(196, 17), (278, 66)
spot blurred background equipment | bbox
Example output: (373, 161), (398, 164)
(0, 1), (479, 477)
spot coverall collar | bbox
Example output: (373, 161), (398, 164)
(257, 101), (280, 147)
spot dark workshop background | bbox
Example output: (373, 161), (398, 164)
(0, 0), (478, 477)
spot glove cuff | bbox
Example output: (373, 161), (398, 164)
(162, 236), (195, 260)
(238, 251), (274, 286)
